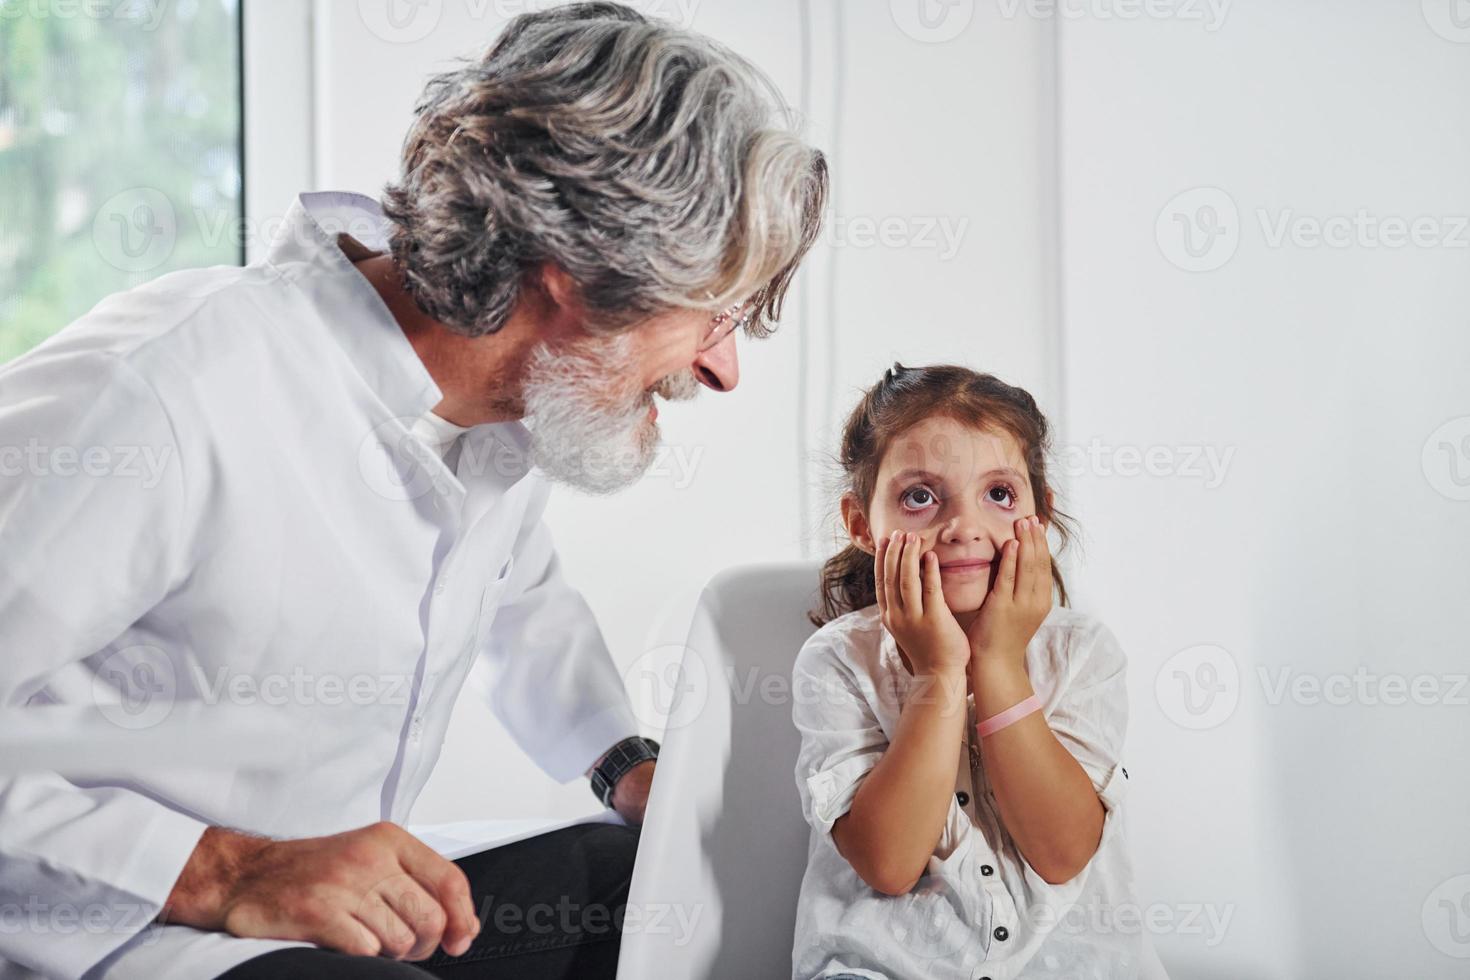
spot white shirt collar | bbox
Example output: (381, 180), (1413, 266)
(264, 191), (443, 421)
(409, 410), (471, 461)
(264, 191), (538, 487)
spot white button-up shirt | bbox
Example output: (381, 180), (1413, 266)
(790, 605), (1142, 980)
(0, 191), (640, 980)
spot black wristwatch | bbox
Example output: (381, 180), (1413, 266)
(589, 736), (660, 809)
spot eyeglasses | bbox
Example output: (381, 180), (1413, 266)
(698, 297), (755, 353)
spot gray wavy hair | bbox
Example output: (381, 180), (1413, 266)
(380, 1), (829, 339)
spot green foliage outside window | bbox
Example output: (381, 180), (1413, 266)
(0, 0), (242, 364)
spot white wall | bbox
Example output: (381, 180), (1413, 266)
(258, 0), (1054, 824)
(1055, 1), (1470, 975)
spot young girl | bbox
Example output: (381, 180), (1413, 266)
(791, 364), (1142, 980)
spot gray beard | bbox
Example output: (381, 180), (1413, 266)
(520, 333), (699, 495)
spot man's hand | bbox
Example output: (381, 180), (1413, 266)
(162, 822), (480, 962)
(610, 760), (655, 826)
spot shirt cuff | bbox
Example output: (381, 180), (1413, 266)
(1, 793), (210, 979)
(1092, 759), (1130, 814)
(536, 702), (641, 784)
(802, 752), (882, 836)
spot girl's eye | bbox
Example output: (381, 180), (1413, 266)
(987, 483), (1018, 507)
(900, 486), (938, 511)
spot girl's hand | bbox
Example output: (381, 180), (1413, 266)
(966, 515), (1053, 673)
(875, 531), (970, 678)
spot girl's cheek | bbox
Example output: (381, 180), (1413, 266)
(877, 512), (906, 534)
(910, 526), (941, 555)
(892, 507), (935, 530)
(869, 522), (904, 548)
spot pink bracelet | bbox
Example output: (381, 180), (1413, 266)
(976, 695), (1042, 738)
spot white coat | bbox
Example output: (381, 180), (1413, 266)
(0, 192), (640, 979)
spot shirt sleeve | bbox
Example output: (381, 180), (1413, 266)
(473, 478), (640, 784)
(790, 630), (890, 838)
(0, 347), (211, 979)
(1046, 618), (1131, 815)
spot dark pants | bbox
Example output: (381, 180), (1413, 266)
(216, 821), (639, 980)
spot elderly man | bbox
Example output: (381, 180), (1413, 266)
(0, 3), (827, 978)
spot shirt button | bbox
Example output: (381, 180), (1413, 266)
(956, 791), (970, 806)
(993, 926), (1009, 942)
(980, 864), (994, 876)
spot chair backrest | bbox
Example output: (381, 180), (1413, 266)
(618, 561), (822, 980)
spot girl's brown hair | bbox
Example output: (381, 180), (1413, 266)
(810, 362), (1077, 627)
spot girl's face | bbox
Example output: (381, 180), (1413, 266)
(843, 415), (1044, 617)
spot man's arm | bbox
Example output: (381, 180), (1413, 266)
(163, 822), (479, 961)
(0, 349), (219, 978)
(0, 350), (479, 971)
(474, 478), (644, 786)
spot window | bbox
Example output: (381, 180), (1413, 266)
(0, 0), (243, 363)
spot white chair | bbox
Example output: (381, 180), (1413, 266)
(619, 560), (1169, 980)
